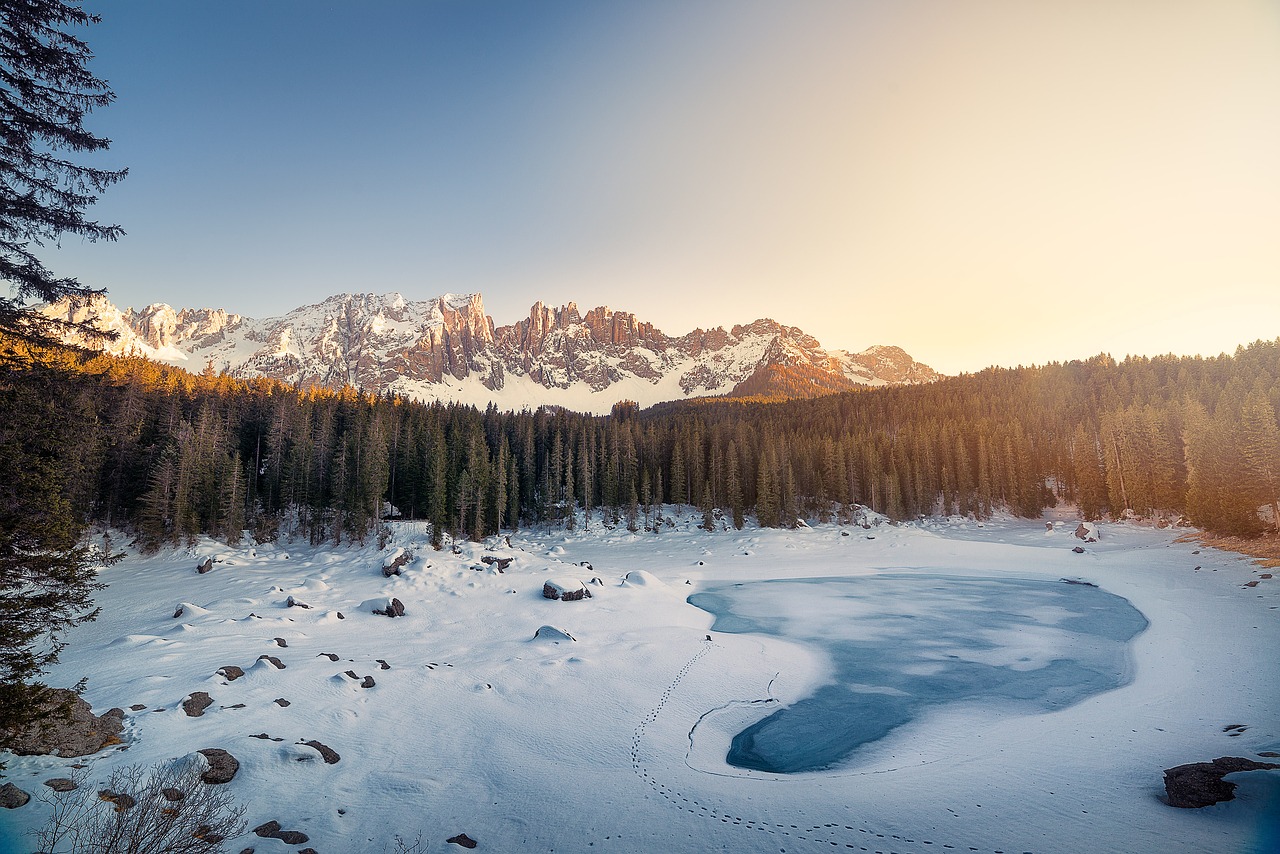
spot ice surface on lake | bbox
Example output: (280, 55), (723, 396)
(689, 574), (1148, 773)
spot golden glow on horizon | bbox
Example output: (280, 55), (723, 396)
(498, 0), (1280, 374)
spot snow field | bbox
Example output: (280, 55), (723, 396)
(0, 513), (1276, 853)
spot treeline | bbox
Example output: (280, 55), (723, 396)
(2, 337), (1278, 549)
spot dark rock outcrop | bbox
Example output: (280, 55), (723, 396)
(257, 655), (286, 669)
(197, 748), (240, 784)
(1164, 756), (1280, 807)
(44, 777), (78, 792)
(218, 665), (245, 681)
(197, 557), (213, 574)
(372, 597), (405, 617)
(447, 833), (478, 849)
(2, 688), (124, 756)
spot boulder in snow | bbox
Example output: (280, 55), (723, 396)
(382, 548), (413, 577)
(369, 597), (406, 617)
(217, 665), (245, 681)
(1075, 522), (1099, 542)
(285, 595), (312, 610)
(196, 557), (213, 574)
(2, 688), (124, 756)
(254, 820), (309, 845)
(0, 783), (30, 809)
(480, 555), (513, 571)
(542, 579), (591, 601)
(300, 739), (341, 764)
(197, 748), (240, 784)
(183, 692), (213, 717)
(1164, 756), (1279, 807)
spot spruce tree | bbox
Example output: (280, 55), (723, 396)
(725, 442), (744, 529)
(1239, 391), (1280, 530)
(1, 0), (127, 343)
(0, 352), (108, 748)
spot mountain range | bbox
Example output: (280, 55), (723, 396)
(41, 292), (940, 413)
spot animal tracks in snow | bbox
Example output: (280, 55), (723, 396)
(631, 641), (1036, 854)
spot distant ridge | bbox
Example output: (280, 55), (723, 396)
(41, 292), (940, 413)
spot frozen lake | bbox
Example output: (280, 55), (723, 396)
(690, 574), (1149, 773)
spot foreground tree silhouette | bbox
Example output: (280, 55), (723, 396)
(1, 0), (126, 343)
(0, 0), (123, 752)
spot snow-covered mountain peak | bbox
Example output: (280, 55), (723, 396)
(41, 291), (940, 412)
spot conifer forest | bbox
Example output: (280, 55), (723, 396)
(4, 336), (1278, 553)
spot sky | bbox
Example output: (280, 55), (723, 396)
(38, 0), (1280, 374)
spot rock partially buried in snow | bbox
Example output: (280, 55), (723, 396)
(300, 739), (341, 764)
(217, 665), (245, 681)
(622, 570), (663, 587)
(98, 789), (136, 810)
(532, 625), (576, 643)
(254, 820), (309, 844)
(1075, 521), (1099, 542)
(369, 596), (406, 617)
(285, 595), (312, 609)
(382, 547), (413, 577)
(197, 748), (240, 784)
(1, 689), (124, 757)
(1164, 757), (1280, 807)
(182, 692), (213, 717)
(44, 778), (77, 792)
(196, 557), (213, 574)
(542, 579), (591, 601)
(0, 783), (30, 808)
(447, 833), (478, 849)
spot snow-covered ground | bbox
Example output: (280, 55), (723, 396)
(2, 512), (1277, 853)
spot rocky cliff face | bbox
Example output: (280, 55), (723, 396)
(43, 291), (940, 413)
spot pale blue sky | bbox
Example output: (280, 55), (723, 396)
(45, 1), (1280, 373)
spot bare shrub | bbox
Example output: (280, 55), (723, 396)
(32, 759), (245, 853)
